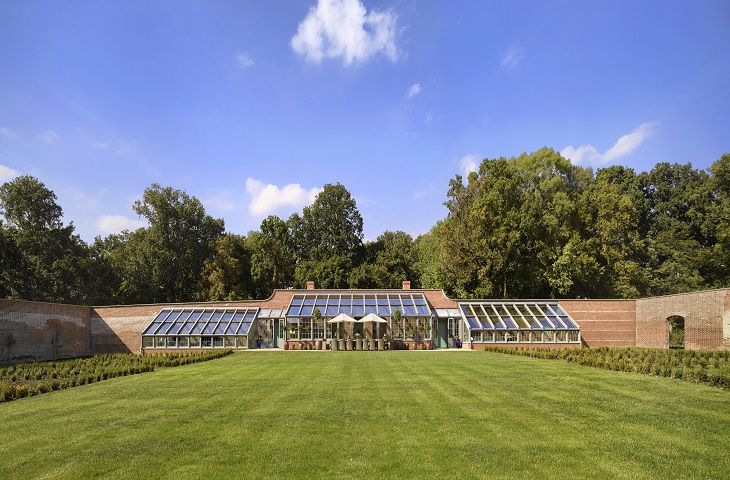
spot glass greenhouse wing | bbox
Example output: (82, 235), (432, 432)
(457, 302), (580, 331)
(142, 307), (260, 336)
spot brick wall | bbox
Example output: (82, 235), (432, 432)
(0, 300), (91, 363)
(636, 289), (730, 350)
(560, 300), (636, 347)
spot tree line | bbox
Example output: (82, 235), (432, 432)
(0, 148), (727, 305)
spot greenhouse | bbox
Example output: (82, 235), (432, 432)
(283, 293), (436, 349)
(458, 302), (581, 344)
(141, 307), (259, 349)
(137, 286), (584, 352)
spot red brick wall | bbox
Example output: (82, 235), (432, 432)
(0, 300), (91, 363)
(636, 289), (730, 350)
(560, 300), (636, 347)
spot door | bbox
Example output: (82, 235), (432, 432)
(437, 319), (448, 348)
(274, 319), (281, 348)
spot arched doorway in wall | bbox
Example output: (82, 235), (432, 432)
(667, 315), (685, 349)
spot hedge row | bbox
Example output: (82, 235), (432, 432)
(0, 350), (232, 402)
(482, 346), (730, 389)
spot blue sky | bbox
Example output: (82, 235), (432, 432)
(1, 0), (729, 242)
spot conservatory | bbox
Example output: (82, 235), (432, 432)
(459, 301), (581, 344)
(141, 307), (259, 350)
(282, 292), (435, 349)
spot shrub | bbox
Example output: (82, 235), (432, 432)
(481, 346), (729, 389)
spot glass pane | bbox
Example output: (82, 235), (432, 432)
(325, 305), (339, 316)
(244, 311), (256, 322)
(562, 317), (577, 328)
(416, 305), (430, 315)
(226, 322), (242, 334)
(414, 296), (427, 306)
(290, 297), (303, 306)
(300, 305), (313, 316)
(303, 297), (315, 306)
(403, 305), (417, 315)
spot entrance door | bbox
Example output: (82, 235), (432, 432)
(437, 319), (448, 348)
(274, 319), (282, 348)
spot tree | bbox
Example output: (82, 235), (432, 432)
(106, 184), (225, 303)
(0, 176), (92, 303)
(289, 183), (364, 262)
(200, 234), (252, 300)
(638, 163), (715, 295)
(349, 231), (418, 288)
(438, 149), (589, 298)
(246, 215), (296, 298)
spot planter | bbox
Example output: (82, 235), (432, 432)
(331, 340), (338, 351)
(377, 339), (384, 350)
(338, 339), (345, 351)
(283, 342), (289, 351)
(345, 340), (352, 351)
(369, 339), (376, 350)
(315, 340), (322, 350)
(355, 339), (362, 351)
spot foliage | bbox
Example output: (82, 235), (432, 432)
(0, 350), (232, 402)
(1, 151), (728, 305)
(0, 176), (94, 303)
(481, 346), (730, 389)
(201, 234), (251, 300)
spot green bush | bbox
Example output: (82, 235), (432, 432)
(0, 350), (233, 403)
(482, 346), (730, 389)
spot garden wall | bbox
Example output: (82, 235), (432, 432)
(0, 300), (91, 363)
(636, 288), (730, 350)
(560, 300), (636, 347)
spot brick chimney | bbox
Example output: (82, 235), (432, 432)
(306, 280), (315, 290)
(402, 280), (411, 290)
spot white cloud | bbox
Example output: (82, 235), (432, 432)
(500, 46), (525, 69)
(245, 178), (321, 216)
(291, 0), (399, 65)
(458, 153), (480, 176)
(38, 130), (59, 143)
(235, 51), (255, 68)
(406, 82), (421, 99)
(0, 127), (17, 138)
(96, 214), (146, 234)
(561, 122), (660, 166)
(0, 164), (20, 182)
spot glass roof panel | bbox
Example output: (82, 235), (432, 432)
(457, 302), (579, 331)
(284, 292), (429, 317)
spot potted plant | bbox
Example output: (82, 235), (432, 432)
(391, 309), (402, 349)
(313, 308), (323, 350)
(354, 332), (362, 351)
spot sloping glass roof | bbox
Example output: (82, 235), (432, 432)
(458, 302), (579, 330)
(142, 307), (259, 336)
(286, 293), (431, 317)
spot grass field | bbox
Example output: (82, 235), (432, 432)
(1, 351), (728, 480)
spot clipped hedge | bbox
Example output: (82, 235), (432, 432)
(482, 346), (730, 389)
(0, 350), (233, 402)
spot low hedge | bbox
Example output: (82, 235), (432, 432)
(481, 346), (730, 389)
(0, 350), (233, 402)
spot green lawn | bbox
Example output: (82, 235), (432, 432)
(1, 351), (728, 480)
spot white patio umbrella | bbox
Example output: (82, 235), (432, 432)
(360, 313), (388, 339)
(327, 313), (357, 339)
